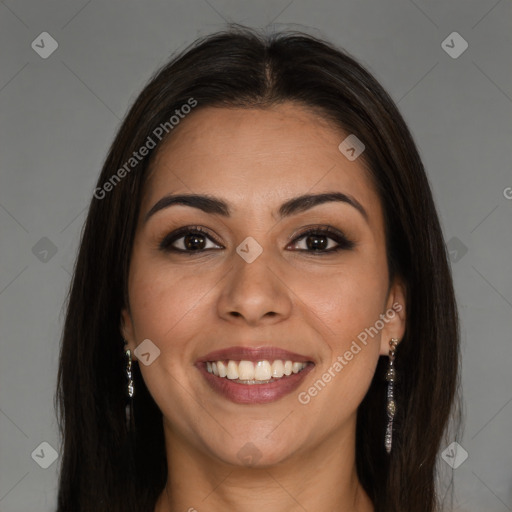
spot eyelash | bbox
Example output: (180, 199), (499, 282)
(158, 225), (355, 255)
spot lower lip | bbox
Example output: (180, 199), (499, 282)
(197, 362), (314, 404)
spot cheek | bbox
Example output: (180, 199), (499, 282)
(288, 254), (388, 403)
(126, 253), (216, 426)
(127, 250), (214, 343)
(290, 256), (389, 342)
(293, 278), (385, 429)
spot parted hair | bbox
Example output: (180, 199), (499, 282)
(55, 26), (461, 512)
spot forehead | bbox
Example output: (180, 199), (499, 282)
(142, 103), (382, 225)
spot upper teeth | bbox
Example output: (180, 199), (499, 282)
(206, 360), (307, 380)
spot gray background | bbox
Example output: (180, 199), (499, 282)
(0, 1), (511, 511)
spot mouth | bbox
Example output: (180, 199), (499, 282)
(206, 358), (310, 383)
(196, 346), (315, 404)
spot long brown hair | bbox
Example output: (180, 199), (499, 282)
(55, 26), (462, 512)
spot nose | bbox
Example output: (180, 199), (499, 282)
(216, 250), (293, 326)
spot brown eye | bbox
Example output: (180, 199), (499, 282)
(182, 233), (207, 251)
(304, 233), (330, 251)
(159, 227), (223, 253)
(289, 227), (355, 253)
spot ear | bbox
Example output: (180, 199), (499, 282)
(120, 307), (138, 361)
(379, 276), (407, 356)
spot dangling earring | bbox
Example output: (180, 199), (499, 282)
(385, 338), (399, 454)
(125, 345), (135, 432)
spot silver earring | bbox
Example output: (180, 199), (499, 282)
(125, 346), (134, 431)
(385, 338), (399, 454)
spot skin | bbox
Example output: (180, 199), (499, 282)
(121, 103), (406, 512)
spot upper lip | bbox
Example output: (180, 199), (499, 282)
(196, 346), (314, 364)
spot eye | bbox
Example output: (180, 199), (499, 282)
(288, 226), (355, 253)
(158, 226), (223, 253)
(158, 225), (355, 254)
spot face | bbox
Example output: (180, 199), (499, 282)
(121, 103), (406, 467)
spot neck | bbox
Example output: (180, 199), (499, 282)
(154, 418), (374, 512)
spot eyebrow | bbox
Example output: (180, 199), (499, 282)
(144, 192), (369, 224)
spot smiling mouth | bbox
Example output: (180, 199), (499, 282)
(196, 346), (315, 403)
(205, 359), (311, 384)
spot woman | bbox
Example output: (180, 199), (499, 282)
(55, 26), (461, 512)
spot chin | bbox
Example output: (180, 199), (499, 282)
(207, 438), (298, 468)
